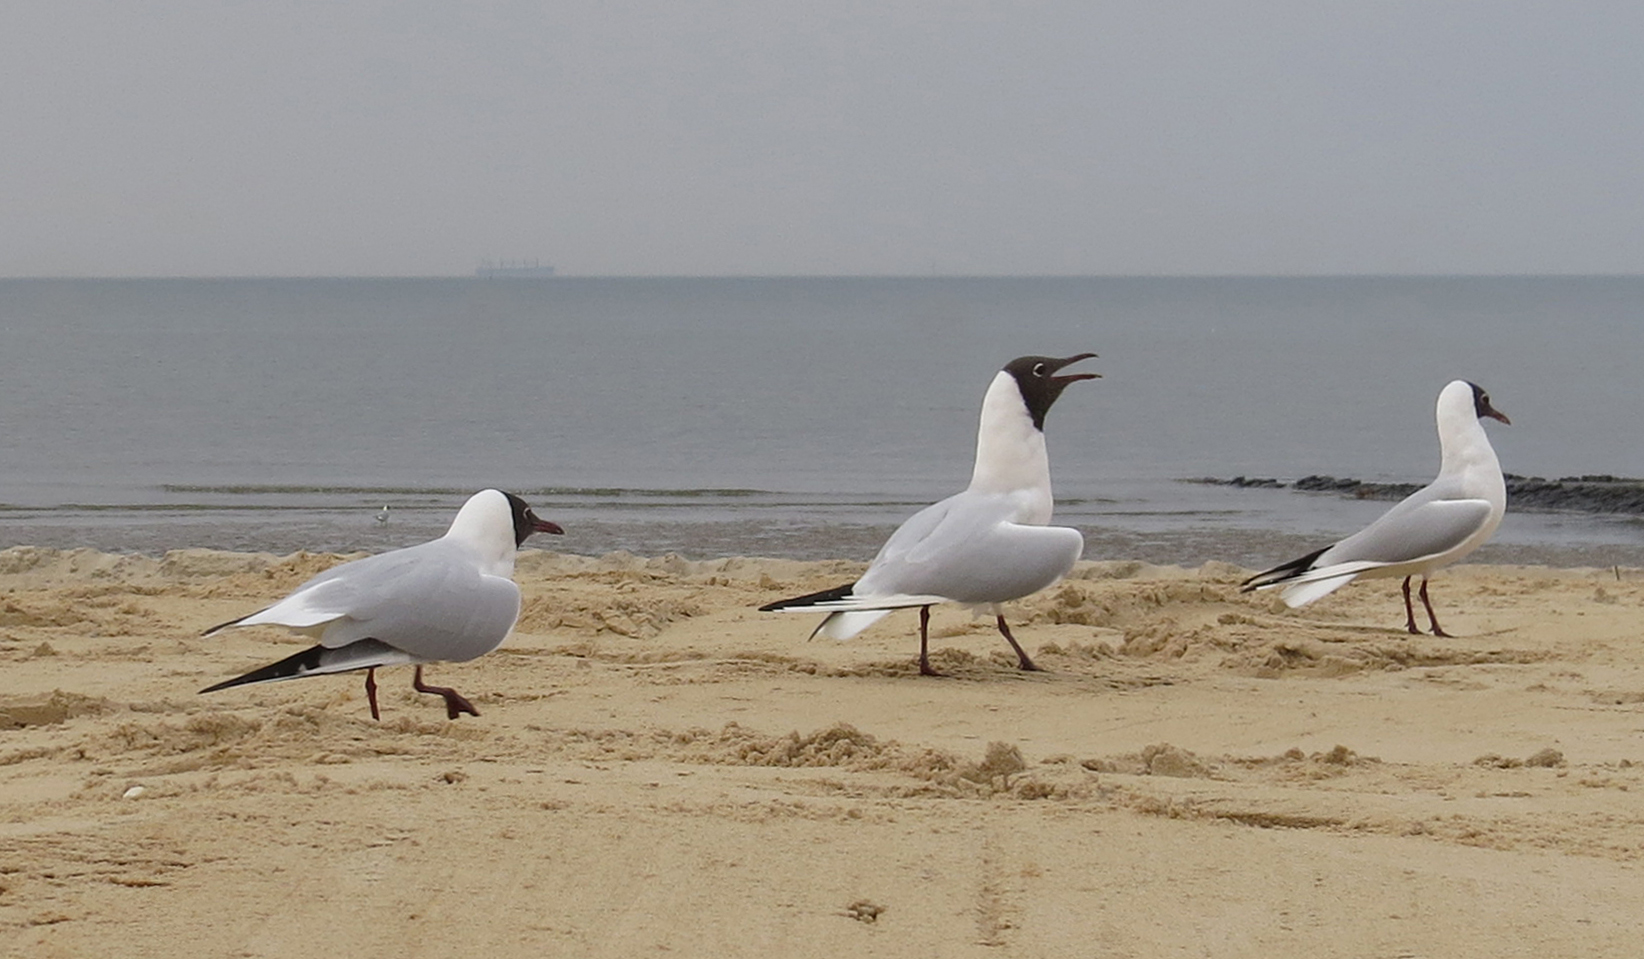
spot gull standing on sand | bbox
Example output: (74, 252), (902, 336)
(1241, 380), (1510, 636)
(761, 354), (1098, 675)
(200, 489), (562, 719)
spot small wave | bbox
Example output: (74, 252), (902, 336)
(1, 503), (374, 513)
(158, 483), (777, 499)
(529, 486), (772, 499)
(161, 483), (477, 496)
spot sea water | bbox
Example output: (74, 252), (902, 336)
(1, 276), (1640, 566)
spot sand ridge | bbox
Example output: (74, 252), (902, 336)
(4, 546), (1644, 956)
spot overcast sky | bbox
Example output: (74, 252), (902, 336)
(4, 2), (1642, 277)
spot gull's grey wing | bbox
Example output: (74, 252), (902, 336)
(856, 491), (1084, 605)
(222, 544), (444, 631)
(235, 540), (522, 662)
(1320, 490), (1493, 567)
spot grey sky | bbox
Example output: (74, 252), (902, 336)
(4, 2), (1642, 277)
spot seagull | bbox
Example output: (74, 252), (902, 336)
(200, 489), (563, 719)
(761, 353), (1098, 675)
(1241, 380), (1509, 636)
(374, 504), (390, 526)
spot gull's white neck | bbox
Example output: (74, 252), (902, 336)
(968, 371), (1054, 522)
(444, 491), (518, 577)
(1433, 383), (1504, 520)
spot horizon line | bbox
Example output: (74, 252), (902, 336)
(2, 271), (1642, 281)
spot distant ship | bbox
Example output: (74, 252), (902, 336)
(475, 259), (556, 278)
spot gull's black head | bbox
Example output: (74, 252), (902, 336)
(1003, 353), (1099, 430)
(1467, 382), (1510, 426)
(502, 491), (565, 547)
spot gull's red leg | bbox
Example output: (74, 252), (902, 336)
(996, 615), (1040, 671)
(917, 606), (941, 676)
(1402, 577), (1420, 635)
(412, 665), (479, 719)
(1419, 578), (1451, 637)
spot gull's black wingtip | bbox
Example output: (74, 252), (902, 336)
(202, 602), (275, 637)
(1240, 545), (1331, 592)
(201, 616), (244, 637)
(758, 582), (856, 612)
(199, 644), (327, 694)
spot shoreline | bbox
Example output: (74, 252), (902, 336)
(2, 502), (1641, 572)
(0, 541), (1637, 577)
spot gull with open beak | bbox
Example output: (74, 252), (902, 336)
(762, 353), (1098, 675)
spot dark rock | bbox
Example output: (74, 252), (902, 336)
(1197, 472), (1644, 515)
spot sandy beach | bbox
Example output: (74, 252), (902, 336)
(4, 545), (1644, 957)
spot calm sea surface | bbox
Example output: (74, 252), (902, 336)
(1, 276), (1640, 567)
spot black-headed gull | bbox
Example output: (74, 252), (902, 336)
(201, 489), (562, 718)
(1241, 380), (1509, 635)
(761, 354), (1098, 675)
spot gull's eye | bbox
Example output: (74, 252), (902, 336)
(1032, 363), (1047, 377)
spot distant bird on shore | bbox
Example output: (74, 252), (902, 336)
(201, 489), (562, 719)
(761, 353), (1098, 675)
(1241, 380), (1509, 636)
(374, 504), (390, 525)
